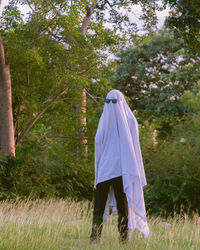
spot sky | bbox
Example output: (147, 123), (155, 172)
(0, 0), (169, 31)
(0, 0), (31, 16)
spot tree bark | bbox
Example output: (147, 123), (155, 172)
(0, 33), (15, 156)
(80, 2), (97, 35)
(78, 1), (97, 157)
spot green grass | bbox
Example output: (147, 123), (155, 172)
(0, 199), (199, 249)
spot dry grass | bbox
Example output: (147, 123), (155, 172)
(0, 199), (199, 249)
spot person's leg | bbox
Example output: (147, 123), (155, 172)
(90, 180), (110, 243)
(112, 176), (128, 242)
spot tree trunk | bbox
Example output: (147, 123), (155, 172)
(77, 88), (87, 156)
(0, 34), (15, 157)
(78, 2), (97, 157)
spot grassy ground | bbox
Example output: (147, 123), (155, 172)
(0, 199), (199, 250)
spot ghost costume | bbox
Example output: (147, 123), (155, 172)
(90, 90), (149, 242)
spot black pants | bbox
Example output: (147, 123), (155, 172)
(90, 176), (128, 242)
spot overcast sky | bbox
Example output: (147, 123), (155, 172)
(0, 0), (169, 31)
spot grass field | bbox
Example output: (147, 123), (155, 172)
(0, 199), (199, 250)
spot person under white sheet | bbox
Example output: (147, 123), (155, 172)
(90, 89), (149, 243)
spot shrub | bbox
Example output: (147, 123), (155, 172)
(0, 144), (94, 201)
(144, 111), (200, 216)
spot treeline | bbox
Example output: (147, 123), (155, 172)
(0, 0), (200, 216)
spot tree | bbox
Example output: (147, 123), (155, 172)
(76, 1), (97, 156)
(144, 84), (200, 216)
(113, 30), (200, 136)
(163, 0), (200, 53)
(0, 1), (119, 160)
(0, 0), (160, 157)
(0, 1), (15, 156)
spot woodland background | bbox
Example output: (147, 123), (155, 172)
(0, 0), (200, 217)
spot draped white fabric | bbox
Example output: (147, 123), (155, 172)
(94, 89), (149, 237)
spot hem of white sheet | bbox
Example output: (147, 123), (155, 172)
(102, 176), (150, 238)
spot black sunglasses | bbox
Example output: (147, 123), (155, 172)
(105, 99), (117, 104)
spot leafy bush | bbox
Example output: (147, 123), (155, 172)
(144, 141), (200, 216)
(0, 142), (94, 201)
(144, 90), (200, 216)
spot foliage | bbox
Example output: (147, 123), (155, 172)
(144, 86), (200, 216)
(113, 30), (200, 116)
(0, 0), (200, 219)
(0, 0), (116, 169)
(0, 0), (124, 202)
(0, 146), (94, 200)
(113, 29), (200, 136)
(0, 1), (108, 146)
(95, 0), (159, 34)
(0, 112), (153, 202)
(163, 0), (200, 53)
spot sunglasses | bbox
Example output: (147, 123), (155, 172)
(105, 99), (117, 104)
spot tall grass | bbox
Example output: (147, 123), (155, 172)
(0, 199), (199, 249)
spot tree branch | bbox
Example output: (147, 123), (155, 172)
(104, 0), (119, 16)
(80, 1), (98, 35)
(86, 90), (99, 103)
(15, 87), (68, 147)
